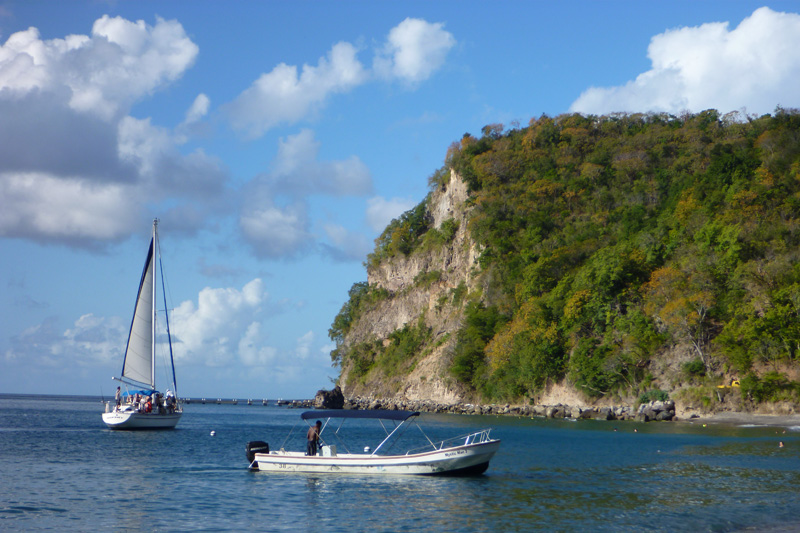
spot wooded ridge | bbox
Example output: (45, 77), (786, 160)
(329, 108), (800, 414)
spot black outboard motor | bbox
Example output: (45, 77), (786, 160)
(246, 441), (270, 463)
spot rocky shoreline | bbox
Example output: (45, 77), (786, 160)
(312, 386), (676, 422)
(342, 395), (676, 422)
(309, 387), (800, 426)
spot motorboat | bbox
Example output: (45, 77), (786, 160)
(246, 409), (500, 475)
(102, 219), (182, 430)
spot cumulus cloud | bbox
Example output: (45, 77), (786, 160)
(117, 116), (227, 200)
(266, 129), (372, 197)
(4, 314), (126, 368)
(295, 331), (314, 360)
(224, 18), (454, 138)
(225, 41), (367, 137)
(238, 129), (374, 259)
(0, 172), (140, 242)
(0, 15), (226, 246)
(374, 18), (456, 85)
(2, 278), (326, 391)
(366, 196), (416, 232)
(321, 223), (373, 262)
(170, 278), (268, 367)
(570, 7), (800, 116)
(184, 93), (210, 124)
(239, 201), (313, 259)
(239, 322), (278, 367)
(0, 16), (198, 121)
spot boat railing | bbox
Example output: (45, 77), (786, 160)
(406, 429), (494, 455)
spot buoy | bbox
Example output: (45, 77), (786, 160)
(210, 430), (216, 436)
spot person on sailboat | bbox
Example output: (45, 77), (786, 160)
(306, 421), (322, 456)
(115, 387), (121, 407)
(165, 389), (176, 413)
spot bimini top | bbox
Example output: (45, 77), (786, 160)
(300, 409), (420, 422)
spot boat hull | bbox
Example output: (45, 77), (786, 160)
(251, 439), (500, 475)
(102, 409), (182, 430)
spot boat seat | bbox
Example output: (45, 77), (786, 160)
(321, 445), (337, 457)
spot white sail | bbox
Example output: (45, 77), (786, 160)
(121, 238), (155, 388)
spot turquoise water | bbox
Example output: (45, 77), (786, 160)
(1, 394), (798, 532)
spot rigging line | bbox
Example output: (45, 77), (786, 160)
(279, 420), (301, 451)
(160, 254), (178, 396)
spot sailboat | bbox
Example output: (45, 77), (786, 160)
(102, 219), (182, 430)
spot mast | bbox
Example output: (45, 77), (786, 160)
(151, 218), (158, 389)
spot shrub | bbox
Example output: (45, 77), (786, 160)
(682, 359), (706, 378)
(638, 389), (669, 405)
(739, 371), (799, 403)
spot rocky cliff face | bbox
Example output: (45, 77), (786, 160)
(338, 171), (484, 403)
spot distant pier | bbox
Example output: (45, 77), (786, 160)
(179, 398), (312, 407)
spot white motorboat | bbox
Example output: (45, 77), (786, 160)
(246, 410), (500, 475)
(102, 219), (182, 430)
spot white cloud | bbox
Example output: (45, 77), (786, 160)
(295, 331), (314, 360)
(239, 322), (278, 367)
(225, 41), (367, 137)
(117, 116), (227, 200)
(0, 15), (225, 246)
(0, 16), (198, 121)
(374, 18), (456, 85)
(184, 93), (210, 124)
(4, 314), (126, 369)
(268, 129), (372, 196)
(3, 278), (316, 377)
(239, 201), (313, 259)
(321, 223), (372, 262)
(170, 279), (268, 367)
(366, 196), (416, 232)
(0, 172), (139, 242)
(224, 18), (455, 137)
(238, 129), (374, 259)
(570, 7), (800, 116)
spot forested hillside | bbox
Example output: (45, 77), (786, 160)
(331, 108), (800, 410)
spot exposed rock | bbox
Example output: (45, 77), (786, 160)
(313, 386), (344, 409)
(338, 395), (678, 425)
(337, 171), (482, 403)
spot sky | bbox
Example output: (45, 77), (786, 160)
(2, 1), (800, 400)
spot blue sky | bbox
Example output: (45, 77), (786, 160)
(2, 1), (799, 399)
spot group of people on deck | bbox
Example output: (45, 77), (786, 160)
(115, 386), (178, 414)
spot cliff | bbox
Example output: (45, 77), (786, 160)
(336, 171), (480, 403)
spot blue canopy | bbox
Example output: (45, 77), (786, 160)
(121, 389), (155, 397)
(301, 409), (419, 422)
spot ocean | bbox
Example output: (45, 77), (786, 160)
(1, 394), (799, 532)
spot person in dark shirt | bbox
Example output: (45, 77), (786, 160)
(306, 420), (322, 456)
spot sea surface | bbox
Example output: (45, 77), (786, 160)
(1, 394), (799, 532)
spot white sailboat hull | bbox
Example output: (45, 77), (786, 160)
(102, 408), (182, 430)
(251, 439), (500, 475)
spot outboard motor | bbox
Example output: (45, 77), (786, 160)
(246, 441), (270, 463)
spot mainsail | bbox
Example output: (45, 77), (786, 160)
(121, 237), (156, 389)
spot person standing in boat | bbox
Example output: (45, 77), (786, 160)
(165, 389), (175, 414)
(115, 387), (121, 408)
(306, 421), (322, 456)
